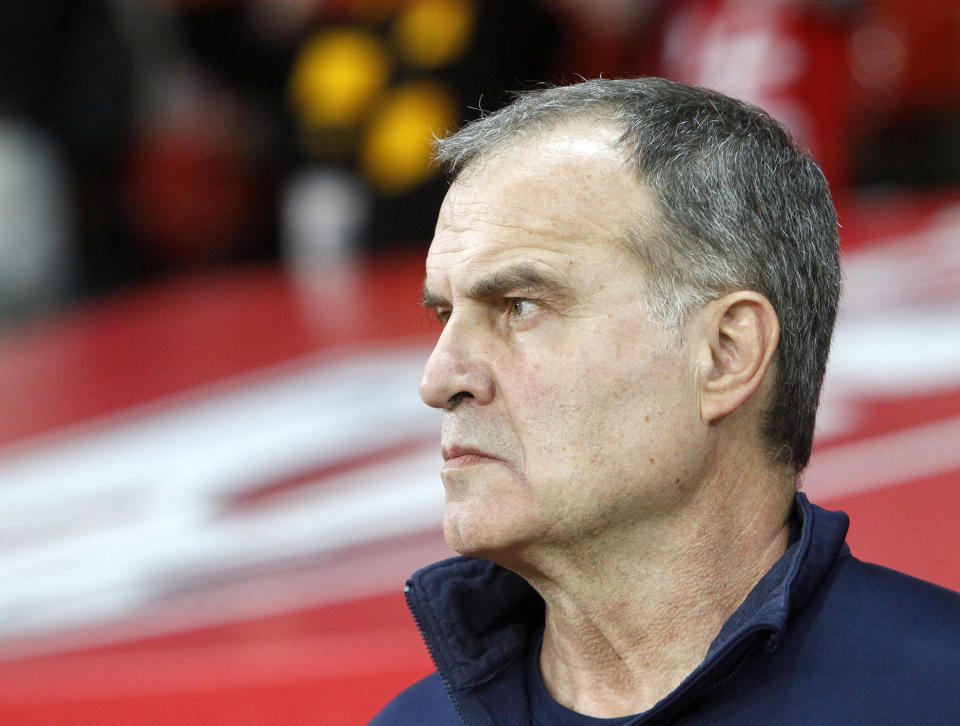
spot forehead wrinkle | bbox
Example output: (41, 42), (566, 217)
(438, 194), (584, 243)
(439, 166), (633, 246)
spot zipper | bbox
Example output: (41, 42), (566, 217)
(641, 627), (774, 725)
(405, 580), (474, 726)
(685, 634), (766, 703)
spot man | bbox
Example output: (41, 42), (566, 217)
(371, 78), (960, 724)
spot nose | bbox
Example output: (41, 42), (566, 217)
(419, 317), (494, 410)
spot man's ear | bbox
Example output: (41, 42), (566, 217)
(694, 291), (780, 424)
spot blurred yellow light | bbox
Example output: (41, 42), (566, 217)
(288, 29), (391, 127)
(360, 81), (458, 194)
(393, 0), (476, 69)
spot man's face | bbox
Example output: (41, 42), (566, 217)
(420, 124), (708, 562)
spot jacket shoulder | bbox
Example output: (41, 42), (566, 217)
(781, 555), (960, 716)
(368, 672), (460, 725)
(692, 556), (960, 724)
(827, 555), (960, 640)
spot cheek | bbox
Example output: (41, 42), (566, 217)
(513, 346), (699, 470)
(505, 355), (621, 459)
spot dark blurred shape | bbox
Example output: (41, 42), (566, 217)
(123, 92), (275, 271)
(177, 0), (564, 267)
(855, 116), (960, 188)
(0, 0), (132, 162)
(0, 0), (135, 311)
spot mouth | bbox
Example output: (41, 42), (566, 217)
(441, 444), (503, 470)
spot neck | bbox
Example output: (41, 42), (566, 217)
(509, 462), (795, 718)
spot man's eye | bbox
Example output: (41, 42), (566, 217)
(508, 298), (538, 317)
(432, 309), (451, 325)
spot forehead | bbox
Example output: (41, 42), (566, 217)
(426, 124), (657, 291)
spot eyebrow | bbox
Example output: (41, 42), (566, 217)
(422, 282), (446, 309)
(469, 264), (565, 300)
(422, 263), (566, 309)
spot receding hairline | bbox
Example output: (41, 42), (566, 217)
(435, 107), (634, 181)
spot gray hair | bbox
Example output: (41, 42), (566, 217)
(433, 77), (841, 473)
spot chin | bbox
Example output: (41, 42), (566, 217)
(441, 502), (540, 565)
(442, 508), (496, 557)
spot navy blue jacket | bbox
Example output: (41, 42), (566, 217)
(371, 494), (960, 724)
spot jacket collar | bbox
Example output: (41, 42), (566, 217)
(405, 493), (849, 723)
